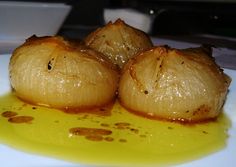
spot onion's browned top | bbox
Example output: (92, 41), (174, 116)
(84, 19), (153, 69)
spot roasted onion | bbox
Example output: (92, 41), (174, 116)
(118, 45), (231, 122)
(9, 36), (119, 109)
(84, 19), (153, 68)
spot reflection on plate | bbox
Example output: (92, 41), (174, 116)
(0, 40), (24, 54)
(0, 53), (236, 167)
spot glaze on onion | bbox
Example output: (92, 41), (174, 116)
(118, 45), (231, 122)
(84, 19), (153, 69)
(9, 36), (119, 109)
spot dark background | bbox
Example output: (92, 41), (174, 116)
(2, 0), (236, 48)
(62, 0), (236, 39)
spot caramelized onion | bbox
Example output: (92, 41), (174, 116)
(84, 19), (153, 68)
(118, 45), (231, 122)
(9, 36), (119, 109)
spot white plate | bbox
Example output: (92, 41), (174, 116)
(0, 53), (235, 167)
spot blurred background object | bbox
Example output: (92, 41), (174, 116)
(103, 8), (154, 33)
(0, 1), (71, 40)
(0, 0), (71, 53)
(0, 0), (236, 52)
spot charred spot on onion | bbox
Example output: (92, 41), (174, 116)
(144, 90), (149, 94)
(47, 61), (52, 70)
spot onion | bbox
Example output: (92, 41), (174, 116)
(118, 45), (231, 122)
(9, 36), (119, 109)
(84, 19), (153, 69)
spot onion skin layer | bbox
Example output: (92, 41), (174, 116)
(118, 45), (231, 122)
(9, 36), (119, 109)
(84, 19), (153, 69)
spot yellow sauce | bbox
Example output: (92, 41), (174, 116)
(0, 93), (231, 166)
